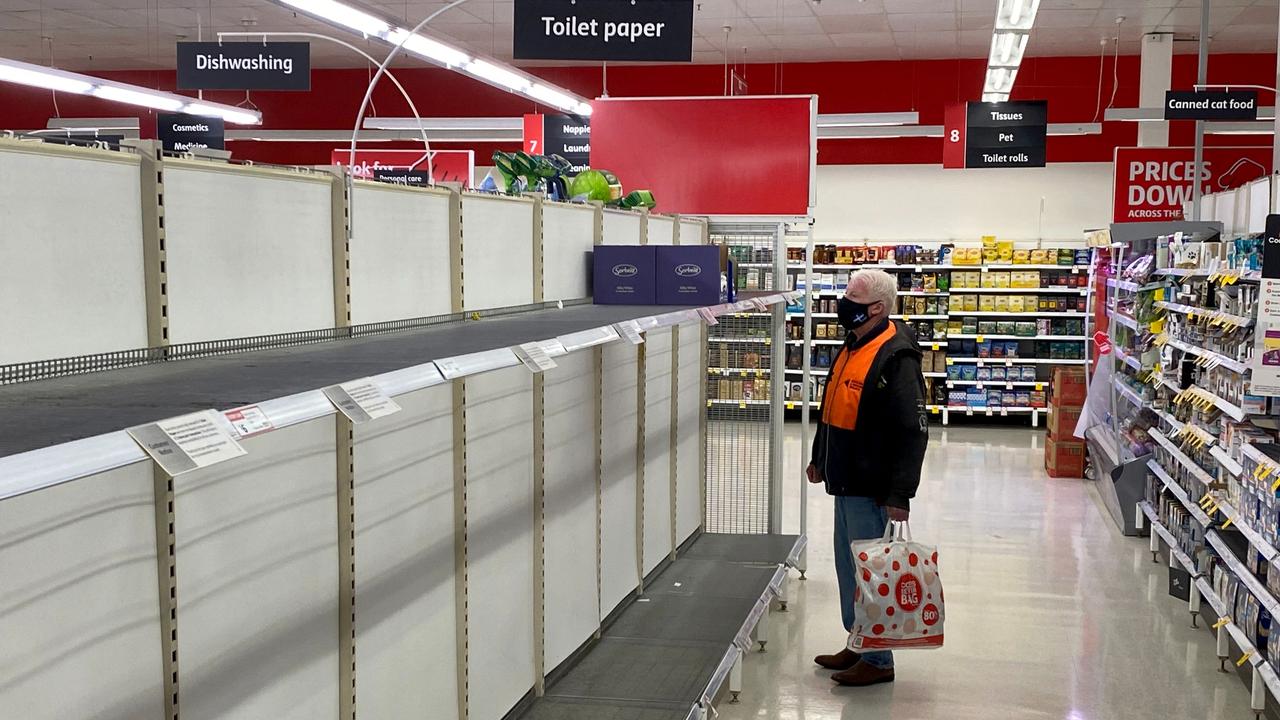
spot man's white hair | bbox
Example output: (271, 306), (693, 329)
(847, 268), (897, 311)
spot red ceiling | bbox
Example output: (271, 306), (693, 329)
(0, 53), (1274, 166)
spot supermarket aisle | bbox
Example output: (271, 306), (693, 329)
(727, 424), (1253, 720)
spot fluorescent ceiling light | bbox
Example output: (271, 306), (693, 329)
(92, 85), (185, 112)
(983, 92), (1010, 102)
(363, 116), (523, 131)
(269, 0), (591, 117)
(988, 32), (1028, 68)
(984, 67), (1017, 94)
(466, 60), (530, 92)
(817, 122), (1100, 139)
(279, 0), (389, 36)
(184, 103), (263, 126)
(817, 112), (920, 127)
(0, 62), (92, 94)
(387, 28), (469, 67)
(996, 0), (1040, 30)
(45, 117), (140, 131)
(0, 56), (261, 125)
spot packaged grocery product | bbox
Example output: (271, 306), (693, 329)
(1057, 249), (1074, 265)
(964, 295), (979, 312)
(948, 364), (962, 380)
(1015, 391), (1031, 407)
(979, 321), (999, 334)
(977, 366), (993, 381)
(966, 388), (985, 406)
(980, 271), (997, 289)
(1018, 321), (1038, 337)
(982, 237), (999, 263)
(977, 341), (992, 358)
(1028, 271), (1041, 287)
(950, 295), (965, 312)
(991, 342), (1005, 358)
(817, 324), (828, 339)
(1013, 249), (1031, 264)
(924, 274), (937, 291)
(998, 240), (1014, 262)
(948, 390), (967, 407)
(948, 320), (964, 335)
(992, 366), (1007, 381)
(1005, 341), (1020, 357)
(1021, 366), (1038, 381)
(1029, 391), (1047, 408)
(1030, 249), (1048, 264)
(979, 295), (996, 312)
(961, 319), (978, 334)
(1074, 249), (1090, 265)
(995, 272), (1011, 288)
(997, 321), (1016, 335)
(961, 365), (978, 381)
(994, 296), (1010, 313)
(1036, 319), (1051, 335)
(987, 389), (1004, 407)
(1008, 296), (1024, 313)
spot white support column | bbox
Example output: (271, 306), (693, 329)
(1138, 32), (1174, 148)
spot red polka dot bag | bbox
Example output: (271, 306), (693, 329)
(847, 521), (944, 650)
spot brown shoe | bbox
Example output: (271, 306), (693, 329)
(813, 648), (861, 670)
(831, 660), (895, 687)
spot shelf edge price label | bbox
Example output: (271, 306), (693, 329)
(513, 341), (558, 373)
(224, 405), (274, 439)
(615, 320), (645, 344)
(128, 409), (247, 476)
(323, 378), (402, 424)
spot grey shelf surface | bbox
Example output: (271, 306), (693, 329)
(0, 304), (686, 457)
(519, 532), (800, 720)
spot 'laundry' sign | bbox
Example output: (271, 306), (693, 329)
(513, 0), (693, 62)
(177, 42), (311, 91)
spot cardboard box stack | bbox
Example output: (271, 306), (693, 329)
(1045, 366), (1086, 478)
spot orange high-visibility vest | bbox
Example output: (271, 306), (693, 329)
(821, 323), (898, 432)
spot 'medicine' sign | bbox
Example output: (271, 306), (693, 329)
(1112, 146), (1271, 222)
(513, 0), (693, 62)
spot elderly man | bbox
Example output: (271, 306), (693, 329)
(806, 268), (929, 687)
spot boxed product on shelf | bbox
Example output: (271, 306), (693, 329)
(979, 295), (995, 312)
(1008, 296), (1024, 313)
(992, 366), (1006, 381)
(948, 390), (967, 407)
(1045, 436), (1086, 477)
(961, 365), (978, 381)
(977, 366), (993, 381)
(594, 246), (657, 304)
(1030, 390), (1047, 408)
(966, 387), (986, 406)
(1020, 366), (1037, 381)
(1014, 391), (1031, 407)
(986, 389), (1004, 406)
(991, 342), (1005, 359)
(1017, 321), (1038, 337)
(949, 295), (965, 312)
(789, 382), (803, 401)
(977, 341), (992, 358)
(947, 365), (962, 380)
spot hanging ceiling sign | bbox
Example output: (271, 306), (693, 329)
(943, 101), (1047, 169)
(1164, 90), (1258, 121)
(523, 113), (590, 173)
(513, 0), (694, 62)
(176, 42), (311, 91)
(157, 113), (225, 153)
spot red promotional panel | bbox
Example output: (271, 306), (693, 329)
(589, 96), (815, 216)
(329, 149), (475, 187)
(523, 113), (544, 155)
(942, 102), (966, 169)
(1112, 146), (1271, 222)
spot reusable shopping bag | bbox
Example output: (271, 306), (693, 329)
(847, 521), (944, 651)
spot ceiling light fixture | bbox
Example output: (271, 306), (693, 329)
(0, 56), (262, 124)
(271, 0), (592, 116)
(981, 0), (1039, 102)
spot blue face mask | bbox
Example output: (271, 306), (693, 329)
(838, 297), (876, 330)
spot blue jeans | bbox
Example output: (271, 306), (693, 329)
(834, 495), (894, 669)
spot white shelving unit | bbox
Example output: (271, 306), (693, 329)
(783, 251), (1090, 424)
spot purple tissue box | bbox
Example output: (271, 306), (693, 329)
(593, 246), (656, 305)
(655, 245), (721, 305)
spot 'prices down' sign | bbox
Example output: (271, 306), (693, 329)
(1113, 146), (1271, 222)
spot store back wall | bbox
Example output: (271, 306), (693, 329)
(814, 163), (1111, 242)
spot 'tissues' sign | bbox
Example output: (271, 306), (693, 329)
(513, 0), (694, 62)
(943, 101), (1046, 169)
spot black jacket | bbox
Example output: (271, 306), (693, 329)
(810, 319), (929, 509)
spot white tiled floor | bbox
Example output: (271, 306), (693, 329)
(719, 423), (1255, 720)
